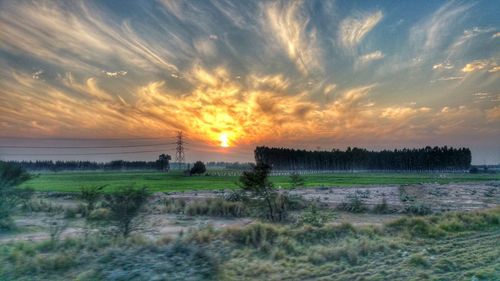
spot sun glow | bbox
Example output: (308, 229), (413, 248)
(219, 133), (229, 147)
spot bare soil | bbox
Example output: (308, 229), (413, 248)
(1, 182), (498, 243)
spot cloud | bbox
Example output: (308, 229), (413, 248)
(461, 60), (497, 72)
(339, 11), (383, 49)
(261, 0), (321, 73)
(380, 107), (431, 120)
(431, 76), (464, 83)
(32, 70), (44, 80)
(358, 50), (385, 64)
(486, 106), (500, 121)
(410, 2), (473, 53)
(103, 71), (128, 77)
(488, 66), (500, 73)
(432, 63), (454, 70)
(492, 32), (500, 39)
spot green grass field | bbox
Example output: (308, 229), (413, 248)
(21, 170), (500, 192)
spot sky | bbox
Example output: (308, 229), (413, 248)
(0, 0), (499, 164)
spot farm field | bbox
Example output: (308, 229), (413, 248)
(21, 170), (500, 192)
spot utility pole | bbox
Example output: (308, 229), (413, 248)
(175, 131), (186, 170)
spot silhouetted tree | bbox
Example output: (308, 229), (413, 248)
(255, 146), (471, 171)
(190, 161), (206, 175)
(156, 154), (172, 172)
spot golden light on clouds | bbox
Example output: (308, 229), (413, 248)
(0, 0), (499, 163)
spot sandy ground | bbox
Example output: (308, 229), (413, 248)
(1, 182), (498, 243)
(167, 182), (500, 211)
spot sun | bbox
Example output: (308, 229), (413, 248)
(219, 133), (229, 148)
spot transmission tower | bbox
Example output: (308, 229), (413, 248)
(175, 131), (186, 169)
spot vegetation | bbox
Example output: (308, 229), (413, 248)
(0, 208), (498, 280)
(239, 163), (287, 222)
(190, 161), (207, 175)
(156, 154), (171, 172)
(336, 193), (367, 213)
(0, 162), (32, 229)
(20, 170), (499, 193)
(164, 197), (247, 218)
(103, 186), (150, 236)
(255, 146), (472, 170)
(289, 172), (305, 187)
(79, 185), (106, 215)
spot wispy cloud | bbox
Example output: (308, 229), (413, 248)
(338, 11), (383, 49)
(261, 0), (321, 73)
(358, 50), (385, 64)
(410, 2), (473, 53)
(461, 59), (497, 73)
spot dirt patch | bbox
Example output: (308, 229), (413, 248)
(166, 182), (500, 212)
(2, 183), (498, 243)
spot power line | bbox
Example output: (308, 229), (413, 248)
(0, 149), (169, 156)
(0, 142), (175, 149)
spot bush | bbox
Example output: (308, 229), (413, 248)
(104, 187), (150, 236)
(88, 208), (111, 221)
(190, 161), (206, 175)
(239, 163), (286, 222)
(404, 203), (432, 215)
(0, 162), (32, 230)
(337, 194), (367, 213)
(224, 222), (281, 247)
(80, 185), (106, 215)
(297, 204), (328, 227)
(185, 198), (247, 217)
(372, 197), (390, 214)
(98, 241), (218, 281)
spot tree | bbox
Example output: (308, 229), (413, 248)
(80, 185), (106, 215)
(239, 163), (285, 222)
(157, 154), (171, 172)
(103, 186), (149, 236)
(0, 162), (32, 229)
(190, 161), (206, 175)
(289, 173), (305, 187)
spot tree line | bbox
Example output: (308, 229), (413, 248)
(4, 157), (171, 172)
(254, 146), (471, 171)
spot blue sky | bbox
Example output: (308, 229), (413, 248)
(0, 0), (499, 163)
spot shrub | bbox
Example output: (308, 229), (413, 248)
(337, 194), (367, 213)
(0, 162), (32, 230)
(223, 222), (281, 247)
(80, 185), (106, 215)
(297, 204), (329, 227)
(190, 161), (206, 175)
(104, 186), (150, 236)
(88, 208), (111, 221)
(404, 203), (432, 215)
(372, 197), (390, 214)
(185, 198), (247, 217)
(408, 253), (430, 267)
(239, 163), (286, 222)
(223, 190), (248, 202)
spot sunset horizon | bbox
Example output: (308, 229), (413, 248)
(1, 0), (499, 164)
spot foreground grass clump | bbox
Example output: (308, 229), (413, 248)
(0, 235), (219, 281)
(164, 197), (247, 218)
(0, 208), (499, 281)
(386, 207), (500, 237)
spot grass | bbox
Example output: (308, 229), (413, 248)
(1, 208), (498, 280)
(20, 170), (499, 192)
